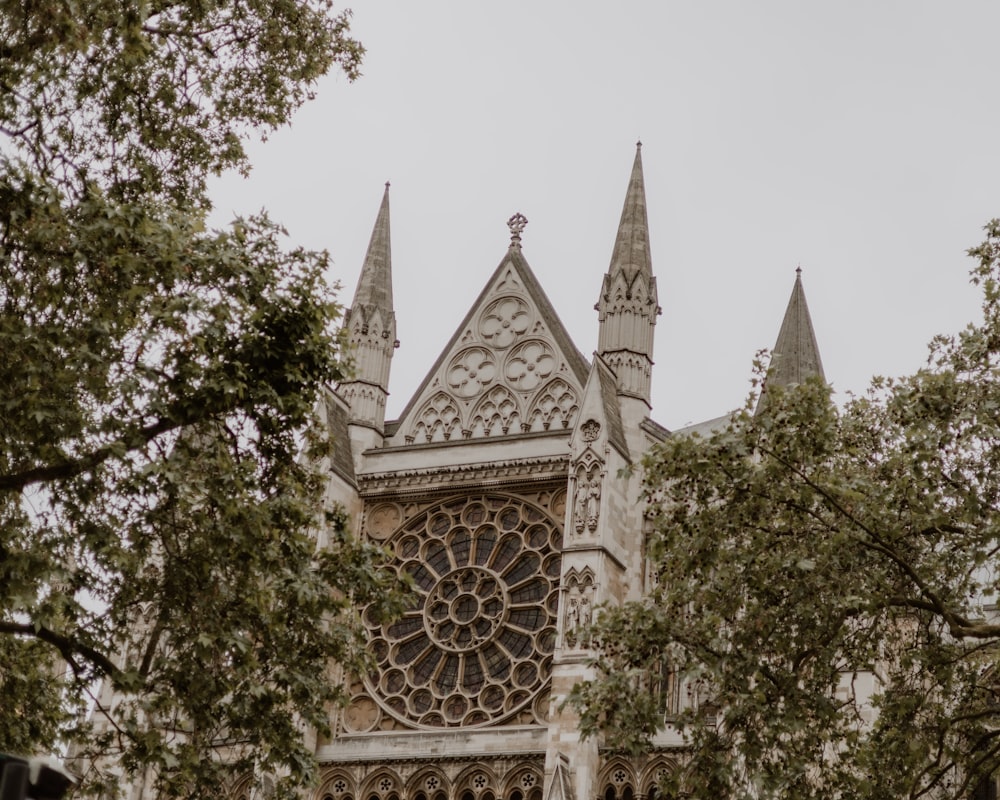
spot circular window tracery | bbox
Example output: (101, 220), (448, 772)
(364, 494), (562, 728)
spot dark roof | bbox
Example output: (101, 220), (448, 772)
(594, 355), (630, 460)
(324, 391), (357, 486)
(640, 416), (670, 443)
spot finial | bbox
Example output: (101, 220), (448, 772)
(636, 139), (642, 148)
(385, 181), (390, 189)
(796, 264), (802, 276)
(507, 212), (528, 249)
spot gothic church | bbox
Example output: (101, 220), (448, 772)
(313, 144), (824, 800)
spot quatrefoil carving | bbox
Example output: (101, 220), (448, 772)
(505, 340), (556, 392)
(480, 296), (531, 350)
(447, 347), (498, 398)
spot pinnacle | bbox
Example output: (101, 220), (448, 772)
(767, 269), (826, 389)
(607, 142), (653, 284)
(351, 183), (393, 312)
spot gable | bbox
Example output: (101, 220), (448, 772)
(388, 248), (589, 447)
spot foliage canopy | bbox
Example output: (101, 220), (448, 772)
(0, 1), (402, 797)
(572, 222), (1000, 800)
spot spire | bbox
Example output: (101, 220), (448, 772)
(767, 268), (825, 388)
(755, 269), (825, 416)
(339, 183), (398, 433)
(596, 143), (660, 409)
(351, 182), (393, 312)
(608, 141), (653, 285)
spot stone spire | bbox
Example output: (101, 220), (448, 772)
(768, 268), (825, 387)
(756, 268), (825, 413)
(352, 182), (394, 313)
(339, 183), (398, 432)
(608, 141), (653, 285)
(596, 142), (661, 408)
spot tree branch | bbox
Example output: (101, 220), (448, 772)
(0, 620), (122, 679)
(757, 444), (979, 639)
(0, 412), (193, 493)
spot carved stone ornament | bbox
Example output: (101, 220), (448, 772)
(357, 455), (570, 497)
(447, 347), (498, 398)
(580, 419), (601, 442)
(366, 503), (403, 540)
(480, 296), (532, 349)
(504, 340), (556, 392)
(342, 695), (381, 733)
(507, 212), (528, 247)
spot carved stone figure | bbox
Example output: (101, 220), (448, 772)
(566, 597), (580, 633)
(585, 480), (601, 532)
(578, 592), (592, 628)
(574, 478), (588, 533)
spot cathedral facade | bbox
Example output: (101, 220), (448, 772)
(312, 144), (825, 800)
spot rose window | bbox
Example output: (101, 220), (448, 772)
(364, 494), (562, 728)
(447, 347), (498, 398)
(480, 296), (532, 349)
(504, 340), (556, 392)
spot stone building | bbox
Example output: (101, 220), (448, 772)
(310, 143), (826, 800)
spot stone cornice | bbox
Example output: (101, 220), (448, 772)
(371, 428), (570, 455)
(318, 751), (546, 768)
(358, 455), (570, 497)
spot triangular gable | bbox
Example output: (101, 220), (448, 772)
(543, 753), (573, 800)
(571, 355), (629, 462)
(388, 246), (589, 446)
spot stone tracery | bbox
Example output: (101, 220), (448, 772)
(479, 296), (532, 349)
(363, 494), (562, 729)
(412, 392), (462, 443)
(504, 340), (556, 392)
(525, 378), (578, 432)
(447, 347), (498, 398)
(469, 386), (521, 437)
(315, 762), (542, 800)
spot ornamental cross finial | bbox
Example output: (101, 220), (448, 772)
(507, 212), (528, 249)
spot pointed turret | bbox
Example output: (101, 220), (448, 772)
(352, 183), (394, 313)
(339, 183), (398, 433)
(596, 142), (661, 410)
(608, 141), (653, 285)
(757, 268), (825, 412)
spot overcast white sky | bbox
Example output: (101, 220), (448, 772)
(209, 1), (999, 430)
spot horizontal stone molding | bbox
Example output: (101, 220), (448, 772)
(358, 456), (570, 497)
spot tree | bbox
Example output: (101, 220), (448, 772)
(0, 2), (402, 797)
(571, 221), (1000, 800)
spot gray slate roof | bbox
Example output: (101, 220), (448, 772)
(594, 354), (630, 460)
(324, 391), (357, 486)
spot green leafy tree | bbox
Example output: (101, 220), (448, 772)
(572, 222), (1000, 800)
(0, 1), (402, 797)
